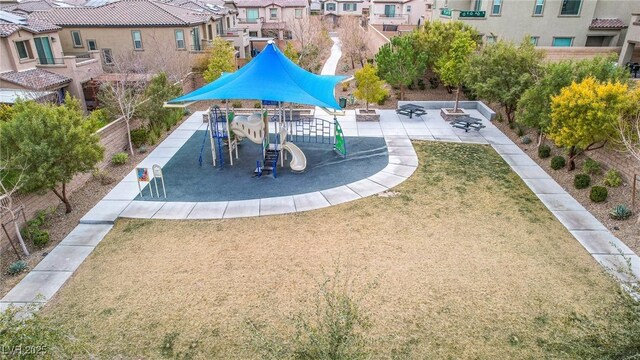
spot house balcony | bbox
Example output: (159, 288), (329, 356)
(370, 13), (409, 25)
(221, 27), (250, 51)
(237, 17), (262, 24)
(62, 52), (95, 63)
(35, 50), (102, 89)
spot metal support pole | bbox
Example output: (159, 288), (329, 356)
(1, 223), (21, 259)
(633, 173), (637, 210)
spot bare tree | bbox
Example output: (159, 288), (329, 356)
(98, 53), (149, 156)
(287, 15), (332, 73)
(144, 29), (193, 82)
(0, 169), (29, 256)
(619, 113), (640, 222)
(337, 16), (369, 69)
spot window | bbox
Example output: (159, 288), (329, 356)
(249, 31), (258, 37)
(87, 39), (97, 51)
(343, 3), (356, 11)
(270, 8), (277, 19)
(102, 48), (113, 65)
(529, 36), (539, 46)
(295, 8), (303, 18)
(473, 0), (482, 11)
(131, 30), (143, 50)
(208, 24), (213, 38)
(491, 0), (501, 15)
(15, 40), (32, 60)
(191, 27), (201, 51)
(34, 37), (54, 65)
(406, 5), (411, 12)
(485, 35), (497, 44)
(71, 30), (82, 48)
(552, 37), (573, 46)
(246, 8), (259, 21)
(216, 22), (222, 36)
(175, 30), (185, 49)
(533, 0), (544, 16)
(560, 0), (581, 15)
(384, 4), (395, 17)
(325, 2), (335, 11)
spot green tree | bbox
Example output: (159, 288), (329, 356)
(375, 35), (426, 100)
(0, 95), (104, 213)
(203, 37), (236, 83)
(412, 20), (480, 72)
(465, 39), (544, 123)
(140, 72), (183, 131)
(283, 41), (299, 64)
(548, 77), (628, 170)
(517, 55), (629, 144)
(354, 64), (388, 111)
(435, 31), (477, 112)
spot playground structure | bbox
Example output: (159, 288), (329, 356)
(198, 104), (346, 177)
(170, 40), (348, 177)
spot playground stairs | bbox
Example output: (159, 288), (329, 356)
(255, 149), (280, 177)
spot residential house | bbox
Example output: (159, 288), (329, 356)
(619, 12), (640, 66)
(368, 0), (428, 26)
(235, 0), (308, 41)
(162, 0), (250, 58)
(321, 0), (365, 25)
(0, 10), (103, 109)
(30, 0), (241, 80)
(432, 0), (637, 47)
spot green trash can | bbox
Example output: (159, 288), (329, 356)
(339, 96), (347, 108)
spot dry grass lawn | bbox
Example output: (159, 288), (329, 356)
(44, 142), (632, 359)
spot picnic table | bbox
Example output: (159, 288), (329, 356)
(450, 116), (486, 132)
(396, 104), (426, 119)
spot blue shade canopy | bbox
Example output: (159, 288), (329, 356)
(169, 42), (346, 109)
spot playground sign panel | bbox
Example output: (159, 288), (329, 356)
(152, 164), (167, 198)
(136, 167), (153, 198)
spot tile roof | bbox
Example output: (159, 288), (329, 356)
(589, 18), (627, 30)
(31, 0), (218, 27)
(235, 0), (308, 8)
(163, 0), (235, 15)
(0, 10), (61, 37)
(0, 68), (71, 90)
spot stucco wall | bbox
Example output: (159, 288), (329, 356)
(435, 0), (637, 47)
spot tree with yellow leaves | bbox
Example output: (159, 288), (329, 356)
(548, 77), (629, 170)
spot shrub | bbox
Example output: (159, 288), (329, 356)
(341, 82), (349, 91)
(610, 204), (633, 220)
(538, 144), (551, 159)
(232, 101), (243, 108)
(515, 126), (525, 137)
(92, 169), (114, 185)
(574, 174), (591, 189)
(130, 128), (148, 148)
(521, 136), (532, 144)
(0, 303), (80, 357)
(582, 158), (601, 175)
(7, 260), (27, 275)
(590, 186), (608, 203)
(550, 156), (566, 170)
(254, 102), (262, 109)
(376, 94), (388, 106)
(111, 152), (129, 165)
(603, 169), (623, 187)
(31, 229), (50, 247)
(418, 79), (426, 90)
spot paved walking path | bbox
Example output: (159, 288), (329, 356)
(3, 37), (638, 311)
